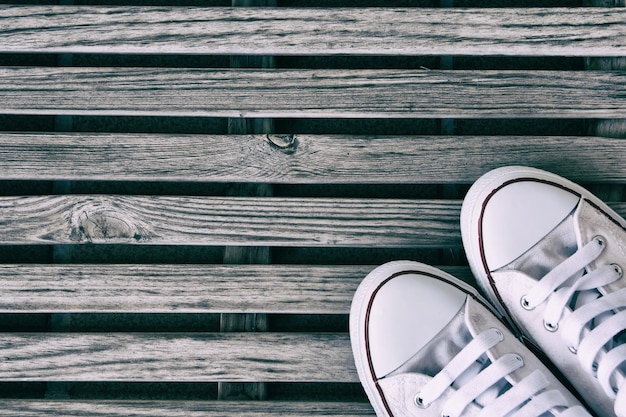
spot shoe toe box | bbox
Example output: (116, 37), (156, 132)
(481, 180), (580, 270)
(367, 271), (466, 378)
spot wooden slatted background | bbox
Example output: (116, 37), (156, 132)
(0, 0), (625, 415)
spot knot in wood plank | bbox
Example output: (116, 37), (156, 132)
(69, 199), (151, 243)
(266, 134), (297, 154)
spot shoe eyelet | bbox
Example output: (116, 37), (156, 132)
(414, 394), (429, 409)
(520, 296), (534, 311)
(492, 328), (504, 341)
(612, 263), (623, 278)
(512, 354), (524, 365)
(544, 321), (559, 332)
(593, 235), (606, 248)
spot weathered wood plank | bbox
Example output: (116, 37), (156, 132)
(1, 7), (625, 56)
(0, 265), (474, 313)
(0, 68), (624, 118)
(0, 400), (374, 417)
(3, 133), (626, 183)
(0, 333), (355, 382)
(2, 197), (626, 247)
(0, 196), (461, 247)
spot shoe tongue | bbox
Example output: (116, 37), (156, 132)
(464, 298), (536, 388)
(397, 300), (545, 413)
(573, 199), (626, 295)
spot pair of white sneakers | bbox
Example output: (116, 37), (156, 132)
(350, 166), (626, 417)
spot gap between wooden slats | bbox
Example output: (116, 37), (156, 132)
(2, 134), (626, 184)
(0, 265), (474, 313)
(0, 400), (374, 417)
(0, 333), (354, 382)
(1, 7), (625, 56)
(1, 69), (624, 119)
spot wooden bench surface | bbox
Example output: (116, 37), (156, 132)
(2, 7), (625, 56)
(0, 265), (475, 313)
(1, 67), (625, 118)
(0, 0), (625, 415)
(2, 134), (626, 183)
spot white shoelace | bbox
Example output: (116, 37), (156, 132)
(521, 235), (626, 415)
(416, 328), (589, 417)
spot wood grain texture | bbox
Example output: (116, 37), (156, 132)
(0, 400), (374, 416)
(3, 133), (626, 183)
(0, 264), (474, 313)
(0, 196), (461, 247)
(1, 7), (625, 56)
(2, 197), (626, 247)
(0, 68), (624, 118)
(0, 333), (355, 382)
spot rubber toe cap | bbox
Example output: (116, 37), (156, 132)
(368, 272), (466, 378)
(482, 180), (580, 271)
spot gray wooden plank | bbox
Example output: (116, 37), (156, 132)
(0, 264), (475, 313)
(0, 196), (461, 247)
(1, 7), (625, 56)
(2, 197), (626, 247)
(3, 133), (626, 183)
(0, 400), (374, 417)
(0, 333), (355, 382)
(0, 68), (624, 118)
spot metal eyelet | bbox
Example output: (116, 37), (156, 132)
(612, 263), (623, 278)
(520, 296), (534, 311)
(593, 235), (606, 248)
(414, 394), (429, 409)
(492, 328), (504, 341)
(544, 321), (559, 332)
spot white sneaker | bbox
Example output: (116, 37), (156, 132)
(461, 166), (626, 417)
(349, 260), (591, 417)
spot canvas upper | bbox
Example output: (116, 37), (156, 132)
(461, 166), (626, 417)
(349, 260), (591, 417)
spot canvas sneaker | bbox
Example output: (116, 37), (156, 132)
(349, 260), (591, 417)
(461, 166), (626, 417)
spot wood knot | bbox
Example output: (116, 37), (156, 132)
(69, 199), (151, 243)
(266, 134), (298, 154)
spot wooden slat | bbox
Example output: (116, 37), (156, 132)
(0, 333), (355, 382)
(0, 68), (624, 118)
(2, 197), (626, 247)
(3, 133), (626, 183)
(0, 196), (461, 247)
(1, 7), (625, 56)
(0, 265), (475, 313)
(0, 400), (374, 417)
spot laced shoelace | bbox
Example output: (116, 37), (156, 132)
(520, 235), (626, 415)
(415, 328), (589, 417)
